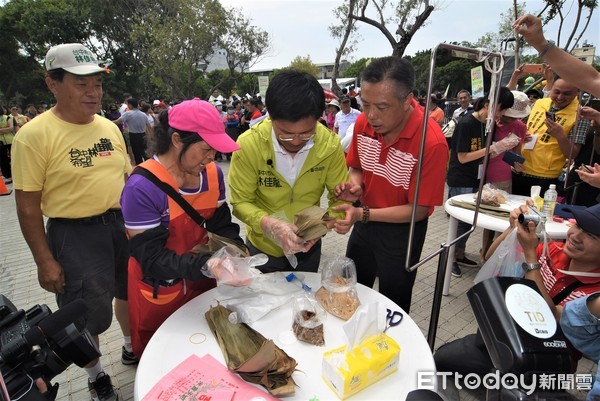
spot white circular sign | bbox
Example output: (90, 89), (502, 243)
(505, 283), (556, 339)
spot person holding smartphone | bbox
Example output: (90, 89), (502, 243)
(511, 78), (591, 196)
(565, 106), (600, 205)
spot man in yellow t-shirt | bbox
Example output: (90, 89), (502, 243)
(11, 43), (131, 401)
(512, 78), (590, 196)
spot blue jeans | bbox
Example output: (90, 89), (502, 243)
(561, 292), (600, 401)
(448, 186), (477, 254)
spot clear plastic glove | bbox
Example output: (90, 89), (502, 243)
(261, 215), (306, 254)
(201, 246), (267, 286)
(491, 135), (520, 154)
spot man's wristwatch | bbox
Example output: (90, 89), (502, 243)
(522, 262), (542, 272)
(539, 40), (556, 58)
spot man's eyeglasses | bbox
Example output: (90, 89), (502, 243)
(277, 133), (315, 142)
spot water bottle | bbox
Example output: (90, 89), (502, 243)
(541, 184), (558, 217)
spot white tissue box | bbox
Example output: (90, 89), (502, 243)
(322, 333), (400, 399)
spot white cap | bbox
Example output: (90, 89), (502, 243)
(152, 99), (160, 106)
(45, 43), (107, 76)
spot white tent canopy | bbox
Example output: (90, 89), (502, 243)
(318, 77), (357, 89)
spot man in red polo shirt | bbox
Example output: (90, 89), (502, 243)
(333, 56), (449, 313)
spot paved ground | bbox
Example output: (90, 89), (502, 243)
(0, 162), (595, 401)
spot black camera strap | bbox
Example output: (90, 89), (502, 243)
(551, 281), (584, 305)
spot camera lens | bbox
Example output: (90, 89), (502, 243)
(519, 213), (540, 225)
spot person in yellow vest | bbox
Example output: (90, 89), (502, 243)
(120, 98), (247, 358)
(512, 78), (590, 196)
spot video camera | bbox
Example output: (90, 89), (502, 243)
(0, 295), (100, 401)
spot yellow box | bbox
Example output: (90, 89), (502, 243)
(322, 333), (401, 399)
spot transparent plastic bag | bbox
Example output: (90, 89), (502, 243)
(201, 246), (267, 286)
(477, 183), (509, 207)
(221, 272), (303, 324)
(292, 292), (325, 346)
(315, 256), (360, 320)
(474, 229), (525, 284)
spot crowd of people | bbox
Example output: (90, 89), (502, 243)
(1, 12), (600, 401)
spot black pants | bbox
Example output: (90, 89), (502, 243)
(129, 132), (147, 165)
(434, 332), (493, 376)
(246, 239), (321, 273)
(46, 212), (128, 335)
(346, 219), (428, 314)
(512, 171), (560, 197)
(0, 143), (11, 179)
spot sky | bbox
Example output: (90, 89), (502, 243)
(219, 0), (600, 71)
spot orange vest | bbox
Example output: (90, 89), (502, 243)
(128, 159), (220, 357)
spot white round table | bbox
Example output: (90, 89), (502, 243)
(443, 193), (571, 295)
(134, 272), (436, 401)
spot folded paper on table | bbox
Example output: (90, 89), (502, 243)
(449, 193), (527, 219)
(449, 200), (511, 219)
(322, 333), (400, 399)
(141, 353), (278, 401)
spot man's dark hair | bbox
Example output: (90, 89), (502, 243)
(127, 98), (139, 109)
(123, 92), (132, 101)
(497, 86), (514, 110)
(46, 69), (66, 82)
(265, 69), (325, 121)
(473, 87), (514, 112)
(457, 89), (472, 98)
(361, 56), (415, 101)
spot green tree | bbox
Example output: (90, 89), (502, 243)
(329, 0), (359, 95)
(0, 0), (93, 106)
(130, 0), (225, 100)
(204, 9), (270, 99)
(541, 0), (598, 51)
(474, 3), (528, 51)
(0, 0), (270, 105)
(329, 0), (436, 96)
(342, 57), (371, 80)
(407, 48), (480, 97)
(288, 56), (319, 78)
(237, 74), (259, 98)
(331, 0), (436, 58)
